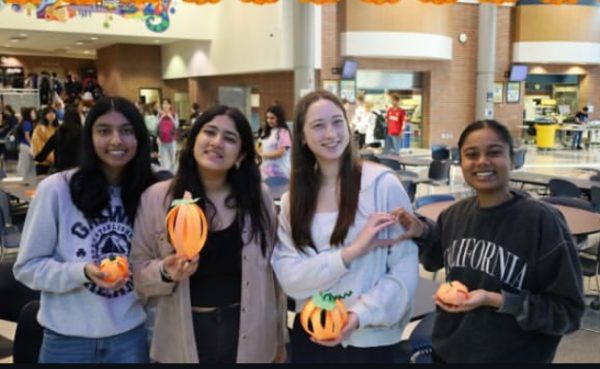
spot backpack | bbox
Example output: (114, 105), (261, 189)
(373, 111), (386, 140)
(158, 115), (176, 143)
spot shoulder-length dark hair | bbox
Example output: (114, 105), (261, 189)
(168, 105), (271, 255)
(289, 90), (361, 251)
(40, 106), (58, 128)
(70, 96), (155, 220)
(259, 104), (289, 140)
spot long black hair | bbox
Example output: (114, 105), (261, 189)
(259, 104), (288, 140)
(168, 105), (271, 255)
(70, 97), (156, 220)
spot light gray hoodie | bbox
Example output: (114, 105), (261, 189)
(13, 170), (146, 338)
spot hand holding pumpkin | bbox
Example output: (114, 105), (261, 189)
(435, 280), (469, 308)
(84, 262), (128, 290)
(310, 312), (359, 347)
(161, 253), (200, 282)
(435, 289), (504, 313)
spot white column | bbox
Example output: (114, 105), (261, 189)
(475, 4), (497, 120)
(293, 1), (316, 103)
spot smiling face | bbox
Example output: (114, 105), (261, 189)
(460, 127), (512, 196)
(302, 99), (350, 165)
(92, 110), (138, 181)
(266, 112), (278, 128)
(193, 114), (244, 177)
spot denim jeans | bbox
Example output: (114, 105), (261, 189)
(38, 324), (148, 363)
(571, 130), (583, 149)
(192, 304), (240, 363)
(384, 135), (401, 154)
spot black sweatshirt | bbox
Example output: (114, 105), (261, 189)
(418, 190), (585, 363)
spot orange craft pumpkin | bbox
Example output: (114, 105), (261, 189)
(436, 280), (469, 307)
(166, 191), (208, 260)
(300, 293), (348, 341)
(99, 255), (129, 283)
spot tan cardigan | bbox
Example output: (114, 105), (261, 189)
(130, 180), (286, 363)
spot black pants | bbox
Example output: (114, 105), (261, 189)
(289, 314), (394, 363)
(192, 304), (240, 363)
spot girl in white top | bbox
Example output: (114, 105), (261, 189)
(271, 90), (419, 363)
(258, 105), (292, 180)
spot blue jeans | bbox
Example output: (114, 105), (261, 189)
(39, 324), (149, 363)
(571, 130), (583, 149)
(384, 135), (401, 154)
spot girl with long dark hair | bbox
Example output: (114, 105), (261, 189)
(393, 120), (584, 363)
(13, 96), (156, 363)
(258, 104), (292, 179)
(31, 106), (59, 174)
(271, 90), (419, 363)
(130, 105), (286, 363)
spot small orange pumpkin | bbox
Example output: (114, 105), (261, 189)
(300, 293), (348, 341)
(99, 255), (129, 283)
(166, 191), (208, 260)
(436, 280), (469, 307)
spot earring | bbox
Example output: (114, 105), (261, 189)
(236, 161), (241, 170)
(313, 161), (318, 172)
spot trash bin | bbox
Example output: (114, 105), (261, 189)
(535, 123), (558, 149)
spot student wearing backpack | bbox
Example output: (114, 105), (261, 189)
(364, 103), (386, 149)
(157, 98), (179, 173)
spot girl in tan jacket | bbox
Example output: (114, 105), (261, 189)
(30, 106), (58, 174)
(130, 105), (287, 363)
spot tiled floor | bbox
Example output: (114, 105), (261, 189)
(1, 144), (599, 363)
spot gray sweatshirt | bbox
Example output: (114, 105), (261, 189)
(13, 171), (146, 338)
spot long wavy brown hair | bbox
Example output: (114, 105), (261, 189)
(289, 90), (362, 252)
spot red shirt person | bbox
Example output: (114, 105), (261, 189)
(385, 94), (406, 153)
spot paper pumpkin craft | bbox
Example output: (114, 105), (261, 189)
(166, 191), (208, 260)
(99, 255), (129, 283)
(436, 280), (469, 307)
(300, 292), (349, 341)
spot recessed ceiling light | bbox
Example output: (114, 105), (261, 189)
(19, 33), (28, 37)
(83, 50), (91, 54)
(10, 39), (19, 43)
(75, 41), (84, 46)
(153, 40), (160, 44)
(90, 36), (99, 41)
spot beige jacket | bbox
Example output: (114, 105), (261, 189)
(130, 180), (286, 363)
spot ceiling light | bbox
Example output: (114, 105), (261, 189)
(90, 36), (99, 41)
(83, 50), (91, 54)
(19, 33), (28, 37)
(153, 40), (160, 43)
(75, 41), (84, 45)
(10, 39), (19, 43)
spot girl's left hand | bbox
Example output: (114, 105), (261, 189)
(434, 289), (502, 313)
(310, 312), (360, 347)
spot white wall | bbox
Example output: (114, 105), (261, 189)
(162, 1), (322, 79)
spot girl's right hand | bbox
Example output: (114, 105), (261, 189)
(390, 208), (427, 240)
(341, 213), (395, 265)
(162, 254), (200, 282)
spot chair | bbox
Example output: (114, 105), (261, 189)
(419, 160), (452, 186)
(580, 244), (600, 310)
(0, 261), (39, 322)
(360, 152), (380, 164)
(12, 300), (43, 363)
(591, 174), (600, 182)
(591, 186), (600, 213)
(540, 196), (594, 250)
(378, 157), (402, 171)
(513, 148), (527, 170)
(548, 178), (581, 198)
(431, 145), (450, 161)
(449, 146), (460, 165)
(415, 194), (456, 209)
(0, 191), (22, 262)
(401, 180), (417, 204)
(396, 312), (436, 363)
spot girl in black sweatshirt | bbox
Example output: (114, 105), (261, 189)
(393, 120), (584, 363)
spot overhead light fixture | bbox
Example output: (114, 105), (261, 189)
(83, 50), (91, 54)
(19, 33), (28, 37)
(75, 41), (84, 45)
(90, 36), (99, 41)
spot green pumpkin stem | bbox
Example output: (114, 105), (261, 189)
(171, 190), (200, 207)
